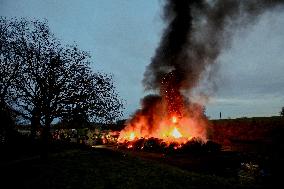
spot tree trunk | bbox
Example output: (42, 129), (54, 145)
(30, 112), (40, 139)
(41, 116), (52, 160)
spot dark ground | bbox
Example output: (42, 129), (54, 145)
(1, 116), (284, 188)
(1, 144), (283, 189)
(0, 147), (237, 189)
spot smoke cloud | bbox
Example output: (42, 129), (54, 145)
(143, 0), (284, 98)
(119, 0), (284, 144)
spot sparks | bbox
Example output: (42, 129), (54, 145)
(172, 116), (178, 124)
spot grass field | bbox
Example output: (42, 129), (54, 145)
(1, 116), (284, 189)
(1, 147), (261, 189)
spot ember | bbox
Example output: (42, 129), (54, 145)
(118, 91), (207, 148)
(172, 116), (177, 124)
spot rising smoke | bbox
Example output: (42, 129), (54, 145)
(143, 0), (284, 99)
(119, 0), (284, 142)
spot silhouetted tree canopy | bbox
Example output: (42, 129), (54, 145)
(280, 107), (284, 117)
(0, 17), (124, 139)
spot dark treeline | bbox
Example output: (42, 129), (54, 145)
(0, 17), (124, 156)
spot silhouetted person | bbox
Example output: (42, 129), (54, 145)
(219, 112), (222, 119)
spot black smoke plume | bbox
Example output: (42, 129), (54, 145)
(143, 0), (284, 99)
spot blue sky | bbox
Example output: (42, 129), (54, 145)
(1, 0), (284, 119)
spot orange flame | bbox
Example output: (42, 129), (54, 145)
(118, 72), (208, 147)
(118, 111), (207, 146)
(129, 132), (135, 141)
(171, 127), (182, 138)
(172, 116), (178, 124)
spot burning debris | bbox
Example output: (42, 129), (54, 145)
(118, 99), (207, 146)
(119, 0), (284, 148)
(118, 137), (222, 154)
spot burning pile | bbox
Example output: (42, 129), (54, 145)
(118, 0), (284, 149)
(118, 71), (208, 148)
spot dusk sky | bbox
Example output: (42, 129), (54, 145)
(1, 0), (284, 120)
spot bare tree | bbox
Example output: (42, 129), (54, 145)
(0, 18), (22, 106)
(0, 17), (124, 149)
(0, 17), (24, 141)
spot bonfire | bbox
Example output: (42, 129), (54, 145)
(118, 72), (208, 149)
